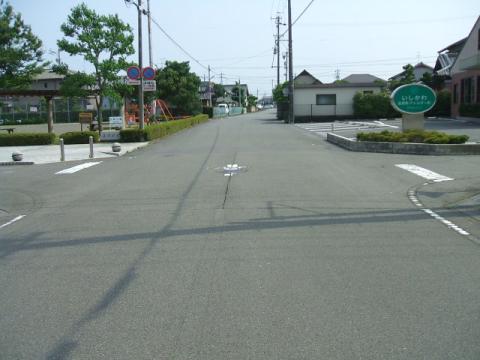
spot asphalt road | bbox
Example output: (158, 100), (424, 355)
(1, 110), (480, 359)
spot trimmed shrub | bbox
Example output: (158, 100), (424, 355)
(119, 129), (148, 142)
(120, 114), (209, 142)
(353, 92), (400, 119)
(357, 130), (469, 144)
(203, 107), (213, 118)
(59, 131), (99, 144)
(459, 103), (480, 118)
(0, 132), (56, 146)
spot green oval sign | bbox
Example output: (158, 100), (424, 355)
(391, 84), (436, 114)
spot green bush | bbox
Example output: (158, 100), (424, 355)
(120, 114), (209, 142)
(426, 90), (451, 117)
(0, 132), (56, 146)
(353, 92), (400, 119)
(357, 130), (469, 144)
(203, 107), (213, 118)
(59, 131), (99, 144)
(459, 103), (480, 118)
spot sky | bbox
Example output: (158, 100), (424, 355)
(8, 0), (480, 98)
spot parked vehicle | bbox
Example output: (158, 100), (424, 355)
(217, 103), (229, 115)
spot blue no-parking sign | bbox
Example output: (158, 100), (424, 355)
(127, 66), (141, 80)
(142, 67), (156, 80)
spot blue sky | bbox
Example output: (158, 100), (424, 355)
(9, 0), (480, 97)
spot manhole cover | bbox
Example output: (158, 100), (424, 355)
(215, 164), (248, 177)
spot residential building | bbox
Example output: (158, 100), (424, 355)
(199, 81), (213, 107)
(294, 70), (386, 121)
(219, 84), (250, 107)
(450, 16), (480, 118)
(389, 62), (434, 82)
(434, 38), (467, 77)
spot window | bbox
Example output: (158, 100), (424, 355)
(44, 82), (48, 89)
(316, 94), (336, 105)
(453, 84), (458, 104)
(461, 77), (474, 104)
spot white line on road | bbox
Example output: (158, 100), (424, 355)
(0, 215), (26, 230)
(396, 164), (454, 183)
(55, 162), (102, 175)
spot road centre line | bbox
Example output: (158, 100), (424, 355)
(396, 164), (454, 183)
(0, 215), (26, 230)
(55, 162), (102, 175)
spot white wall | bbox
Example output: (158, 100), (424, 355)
(451, 17), (480, 74)
(294, 86), (382, 116)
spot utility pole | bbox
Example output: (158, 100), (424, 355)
(238, 79), (242, 109)
(335, 69), (340, 81)
(137, 0), (145, 129)
(208, 65), (212, 107)
(220, 72), (223, 85)
(284, 51), (288, 82)
(275, 15), (281, 87)
(147, 0), (152, 67)
(287, 0), (294, 124)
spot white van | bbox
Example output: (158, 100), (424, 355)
(217, 103), (229, 115)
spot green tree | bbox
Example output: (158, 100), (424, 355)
(272, 82), (288, 104)
(0, 0), (45, 88)
(389, 64), (415, 91)
(231, 82), (247, 106)
(247, 95), (257, 108)
(212, 83), (225, 105)
(156, 61), (201, 115)
(57, 3), (134, 131)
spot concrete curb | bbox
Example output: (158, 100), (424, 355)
(327, 132), (480, 155)
(0, 161), (35, 166)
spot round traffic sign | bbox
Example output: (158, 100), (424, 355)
(142, 66), (156, 80)
(391, 84), (437, 114)
(127, 66), (141, 80)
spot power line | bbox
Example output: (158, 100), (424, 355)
(149, 16), (209, 71)
(280, 0), (315, 38)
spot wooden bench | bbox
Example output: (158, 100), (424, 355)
(0, 128), (15, 134)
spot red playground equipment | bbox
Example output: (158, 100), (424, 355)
(125, 98), (174, 126)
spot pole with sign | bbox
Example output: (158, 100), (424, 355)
(391, 84), (436, 131)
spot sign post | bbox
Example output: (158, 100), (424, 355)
(391, 84), (437, 131)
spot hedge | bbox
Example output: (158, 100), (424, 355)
(459, 103), (480, 118)
(0, 132), (56, 146)
(120, 114), (209, 142)
(59, 131), (99, 144)
(357, 130), (469, 144)
(353, 92), (400, 119)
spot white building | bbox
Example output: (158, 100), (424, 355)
(293, 70), (386, 121)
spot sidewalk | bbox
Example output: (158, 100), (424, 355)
(0, 142), (149, 165)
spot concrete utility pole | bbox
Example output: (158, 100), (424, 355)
(275, 15), (281, 87)
(284, 51), (288, 82)
(147, 0), (152, 67)
(208, 65), (212, 107)
(137, 0), (145, 129)
(287, 0), (294, 124)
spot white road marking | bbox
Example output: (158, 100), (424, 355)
(56, 162), (102, 175)
(0, 215), (26, 230)
(407, 190), (470, 237)
(396, 164), (453, 183)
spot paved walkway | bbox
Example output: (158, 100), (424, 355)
(0, 142), (148, 165)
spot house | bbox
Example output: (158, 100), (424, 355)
(450, 16), (480, 118)
(389, 62), (434, 82)
(220, 84), (250, 107)
(293, 70), (386, 121)
(199, 81), (213, 107)
(434, 38), (467, 77)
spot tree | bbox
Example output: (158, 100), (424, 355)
(0, 0), (45, 88)
(272, 82), (288, 104)
(156, 61), (201, 115)
(247, 95), (257, 108)
(389, 64), (415, 91)
(231, 82), (247, 106)
(57, 3), (134, 131)
(212, 83), (225, 105)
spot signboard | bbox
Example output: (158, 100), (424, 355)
(143, 80), (156, 91)
(127, 66), (141, 80)
(79, 112), (93, 124)
(109, 116), (123, 129)
(142, 66), (156, 80)
(391, 84), (436, 114)
(125, 77), (141, 85)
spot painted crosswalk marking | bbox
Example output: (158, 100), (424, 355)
(395, 164), (453, 183)
(296, 120), (400, 138)
(56, 162), (102, 175)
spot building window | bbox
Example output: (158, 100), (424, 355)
(44, 83), (48, 89)
(453, 84), (458, 104)
(316, 94), (336, 105)
(461, 77), (474, 104)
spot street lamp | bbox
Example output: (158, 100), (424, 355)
(125, 0), (145, 129)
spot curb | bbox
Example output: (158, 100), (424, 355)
(0, 161), (35, 166)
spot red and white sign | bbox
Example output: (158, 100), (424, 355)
(127, 66), (141, 80)
(142, 66), (156, 80)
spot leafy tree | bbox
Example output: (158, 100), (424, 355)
(0, 0), (45, 88)
(57, 3), (134, 131)
(247, 95), (257, 108)
(156, 61), (201, 115)
(389, 64), (415, 91)
(272, 82), (288, 104)
(212, 83), (225, 104)
(231, 82), (247, 106)
(420, 72), (447, 91)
